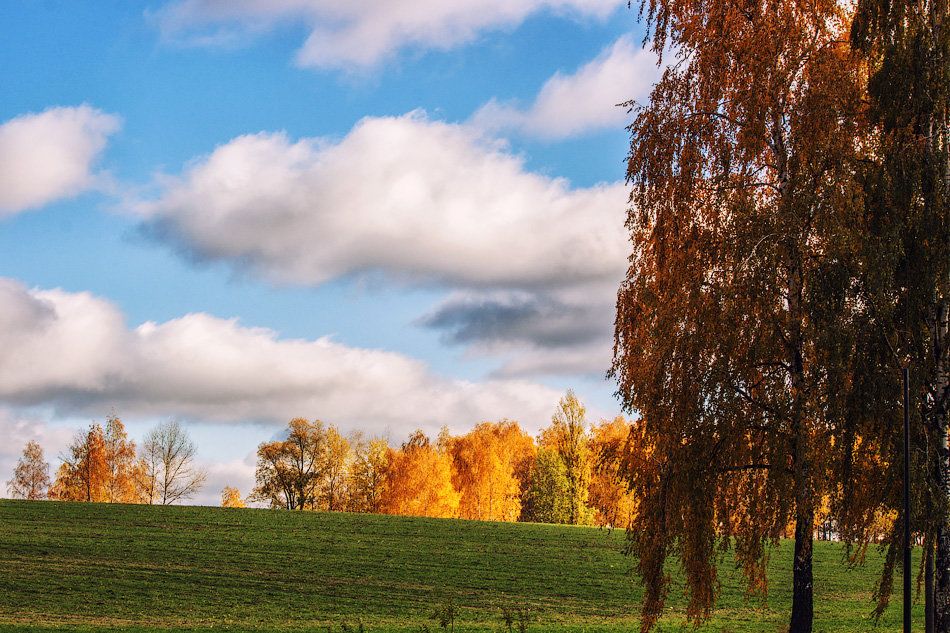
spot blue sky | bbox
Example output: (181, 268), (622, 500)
(0, 1), (660, 504)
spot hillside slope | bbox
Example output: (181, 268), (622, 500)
(0, 500), (920, 631)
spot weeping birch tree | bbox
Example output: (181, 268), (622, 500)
(612, 1), (871, 631)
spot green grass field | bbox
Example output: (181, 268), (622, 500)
(0, 499), (924, 632)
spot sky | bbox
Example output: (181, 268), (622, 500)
(0, 1), (661, 505)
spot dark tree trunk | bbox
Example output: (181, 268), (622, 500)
(928, 537), (936, 633)
(785, 244), (812, 633)
(790, 505), (814, 633)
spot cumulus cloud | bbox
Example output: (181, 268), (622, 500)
(131, 113), (630, 377)
(0, 105), (121, 215)
(471, 36), (662, 139)
(153, 0), (624, 69)
(0, 278), (564, 435)
(135, 112), (629, 292)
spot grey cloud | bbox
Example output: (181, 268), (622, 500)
(420, 293), (608, 349)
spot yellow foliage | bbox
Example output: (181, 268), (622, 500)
(381, 430), (460, 518)
(447, 420), (536, 522)
(221, 486), (246, 508)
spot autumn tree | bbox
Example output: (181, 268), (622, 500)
(102, 414), (143, 503)
(50, 462), (82, 501)
(539, 391), (593, 525)
(140, 420), (206, 505)
(588, 417), (637, 529)
(321, 424), (351, 512)
(612, 0), (871, 630)
(53, 416), (147, 504)
(221, 486), (246, 508)
(347, 435), (390, 513)
(252, 418), (326, 510)
(6, 440), (50, 500)
(447, 420), (536, 522)
(381, 430), (459, 518)
(52, 423), (108, 502)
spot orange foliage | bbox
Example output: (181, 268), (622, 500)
(52, 424), (109, 502)
(447, 420), (536, 522)
(103, 414), (146, 503)
(52, 417), (149, 504)
(381, 430), (459, 518)
(588, 416), (637, 529)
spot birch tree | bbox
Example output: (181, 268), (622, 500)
(141, 420), (206, 505)
(448, 420), (536, 522)
(381, 430), (459, 518)
(539, 391), (594, 525)
(7, 440), (50, 500)
(103, 414), (141, 503)
(347, 435), (389, 513)
(612, 1), (870, 630)
(52, 424), (108, 502)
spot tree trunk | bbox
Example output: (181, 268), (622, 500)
(790, 506), (814, 633)
(788, 264), (813, 633)
(928, 537), (936, 633)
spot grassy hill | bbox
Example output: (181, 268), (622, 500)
(0, 499), (922, 632)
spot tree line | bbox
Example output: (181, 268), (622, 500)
(239, 391), (639, 527)
(7, 393), (892, 539)
(6, 415), (206, 505)
(611, 0), (949, 630)
(4, 393), (643, 528)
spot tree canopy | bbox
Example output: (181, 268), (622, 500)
(612, 0), (872, 630)
(7, 440), (50, 501)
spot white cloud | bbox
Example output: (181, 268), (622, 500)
(131, 112), (631, 379)
(0, 410), (74, 498)
(471, 35), (662, 139)
(197, 455), (258, 507)
(0, 105), (121, 215)
(135, 112), (629, 292)
(0, 278), (564, 436)
(153, 0), (624, 69)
